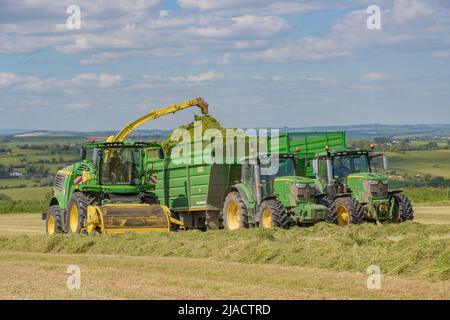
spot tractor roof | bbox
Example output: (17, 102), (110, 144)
(315, 147), (373, 157)
(83, 141), (161, 149)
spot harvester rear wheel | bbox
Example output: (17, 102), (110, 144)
(391, 194), (414, 222)
(327, 197), (364, 226)
(259, 199), (289, 229)
(223, 191), (248, 230)
(46, 205), (63, 235)
(67, 193), (89, 234)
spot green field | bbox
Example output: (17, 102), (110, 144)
(0, 213), (449, 299)
(387, 150), (450, 179)
(0, 179), (35, 188)
(0, 187), (52, 201)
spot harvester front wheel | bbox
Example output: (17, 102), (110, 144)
(223, 191), (248, 230)
(391, 194), (414, 222)
(327, 197), (364, 226)
(67, 193), (89, 234)
(259, 199), (289, 229)
(46, 205), (63, 235)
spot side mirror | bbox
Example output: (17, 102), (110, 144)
(312, 159), (319, 176)
(158, 148), (164, 160)
(383, 155), (389, 171)
(80, 147), (87, 160)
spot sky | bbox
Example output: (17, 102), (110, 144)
(0, 0), (449, 131)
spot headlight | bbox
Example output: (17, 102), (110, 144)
(295, 183), (307, 188)
(368, 180), (379, 186)
(381, 180), (389, 185)
(308, 183), (316, 188)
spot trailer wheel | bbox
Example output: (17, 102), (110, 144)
(259, 199), (289, 229)
(327, 197), (364, 226)
(223, 191), (249, 230)
(67, 193), (89, 234)
(391, 194), (414, 222)
(46, 205), (64, 235)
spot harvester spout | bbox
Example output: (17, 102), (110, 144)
(107, 97), (209, 142)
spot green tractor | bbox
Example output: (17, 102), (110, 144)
(311, 146), (414, 224)
(222, 154), (329, 229)
(44, 141), (181, 235)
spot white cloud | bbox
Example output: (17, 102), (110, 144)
(392, 0), (435, 25)
(0, 73), (19, 88)
(65, 102), (91, 110)
(361, 73), (391, 82)
(190, 15), (288, 39)
(175, 71), (224, 82)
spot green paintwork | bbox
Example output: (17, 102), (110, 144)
(144, 140), (328, 225)
(280, 132), (404, 222)
(51, 141), (159, 210)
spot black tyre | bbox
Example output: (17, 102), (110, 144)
(170, 212), (181, 232)
(67, 193), (89, 234)
(259, 199), (289, 229)
(391, 194), (414, 222)
(327, 197), (364, 226)
(222, 191), (249, 230)
(46, 205), (64, 235)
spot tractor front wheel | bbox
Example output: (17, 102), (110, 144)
(46, 205), (64, 235)
(223, 191), (249, 230)
(327, 197), (364, 226)
(391, 194), (414, 222)
(259, 199), (289, 229)
(67, 193), (89, 234)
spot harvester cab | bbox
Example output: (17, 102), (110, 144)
(312, 147), (413, 223)
(222, 153), (328, 230)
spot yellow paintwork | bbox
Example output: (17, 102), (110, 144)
(47, 215), (55, 235)
(274, 178), (295, 182)
(347, 176), (368, 180)
(261, 208), (272, 228)
(337, 205), (349, 226)
(226, 201), (240, 230)
(69, 203), (79, 233)
(84, 204), (181, 234)
(57, 169), (72, 176)
(107, 97), (209, 142)
(82, 170), (93, 183)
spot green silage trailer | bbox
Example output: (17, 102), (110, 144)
(273, 131), (347, 177)
(145, 138), (330, 230)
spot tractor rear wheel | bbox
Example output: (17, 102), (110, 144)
(259, 199), (289, 229)
(67, 193), (89, 234)
(391, 194), (414, 222)
(223, 191), (249, 230)
(46, 205), (64, 235)
(327, 197), (364, 226)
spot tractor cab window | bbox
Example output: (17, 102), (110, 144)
(317, 158), (328, 180)
(260, 157), (296, 196)
(100, 148), (142, 185)
(370, 155), (384, 173)
(332, 154), (370, 179)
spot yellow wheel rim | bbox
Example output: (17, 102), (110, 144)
(226, 201), (240, 230)
(69, 203), (79, 233)
(337, 205), (350, 226)
(262, 208), (272, 228)
(47, 215), (55, 235)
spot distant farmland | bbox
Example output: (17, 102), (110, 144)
(387, 150), (450, 179)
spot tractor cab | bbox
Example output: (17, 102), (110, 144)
(78, 141), (162, 193)
(241, 154), (298, 198)
(234, 153), (327, 226)
(312, 147), (389, 196)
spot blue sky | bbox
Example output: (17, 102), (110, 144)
(0, 0), (449, 131)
